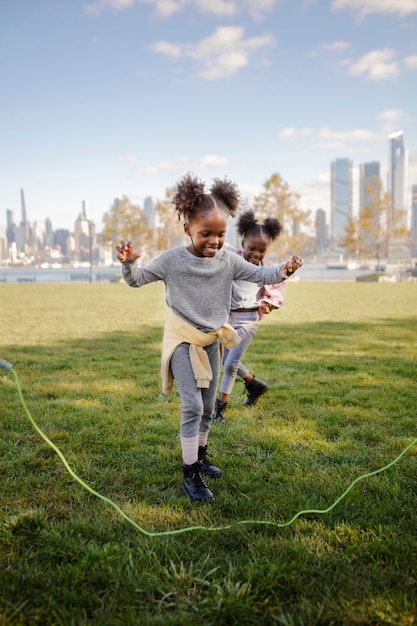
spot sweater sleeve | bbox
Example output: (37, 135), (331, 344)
(121, 256), (166, 288)
(229, 252), (289, 285)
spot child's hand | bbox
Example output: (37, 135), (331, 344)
(116, 240), (141, 262)
(282, 255), (303, 277)
(258, 299), (278, 315)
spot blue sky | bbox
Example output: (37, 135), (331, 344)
(1, 0), (417, 232)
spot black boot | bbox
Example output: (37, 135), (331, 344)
(212, 398), (227, 423)
(182, 461), (214, 502)
(244, 377), (269, 406)
(198, 445), (222, 479)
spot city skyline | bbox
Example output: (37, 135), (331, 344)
(1, 1), (416, 232)
(2, 140), (412, 239)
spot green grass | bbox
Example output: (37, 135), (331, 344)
(1, 281), (417, 625)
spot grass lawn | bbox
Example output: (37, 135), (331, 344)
(1, 280), (416, 625)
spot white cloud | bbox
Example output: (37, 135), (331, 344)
(318, 127), (382, 141)
(196, 155), (230, 168)
(347, 48), (399, 80)
(278, 127), (315, 138)
(85, 0), (236, 18)
(193, 0), (236, 16)
(85, 0), (135, 15)
(133, 154), (229, 176)
(277, 126), (385, 153)
(278, 126), (382, 142)
(133, 157), (190, 176)
(332, 0), (417, 18)
(85, 0), (279, 18)
(309, 40), (351, 57)
(403, 54), (417, 69)
(378, 108), (413, 133)
(149, 41), (183, 58)
(151, 26), (275, 79)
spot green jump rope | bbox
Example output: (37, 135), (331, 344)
(2, 358), (416, 538)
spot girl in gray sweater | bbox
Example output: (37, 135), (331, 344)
(116, 172), (302, 503)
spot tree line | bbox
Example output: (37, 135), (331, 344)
(102, 172), (411, 262)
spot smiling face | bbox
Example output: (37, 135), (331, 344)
(242, 231), (271, 265)
(184, 207), (229, 258)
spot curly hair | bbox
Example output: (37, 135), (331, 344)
(171, 172), (241, 222)
(237, 210), (283, 241)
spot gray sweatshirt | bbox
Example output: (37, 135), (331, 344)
(122, 246), (288, 332)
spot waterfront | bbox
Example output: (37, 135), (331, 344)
(0, 263), (411, 284)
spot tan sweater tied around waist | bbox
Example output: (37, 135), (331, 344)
(160, 307), (241, 395)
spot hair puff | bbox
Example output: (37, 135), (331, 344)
(210, 177), (241, 218)
(171, 172), (240, 222)
(237, 210), (283, 241)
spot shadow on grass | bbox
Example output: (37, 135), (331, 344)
(2, 317), (416, 510)
(1, 319), (417, 625)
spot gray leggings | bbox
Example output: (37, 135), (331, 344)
(170, 341), (221, 438)
(220, 311), (259, 396)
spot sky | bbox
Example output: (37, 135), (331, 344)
(1, 0), (417, 233)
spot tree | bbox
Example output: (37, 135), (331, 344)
(338, 215), (359, 258)
(339, 178), (409, 265)
(154, 186), (185, 254)
(252, 173), (312, 258)
(102, 196), (153, 261)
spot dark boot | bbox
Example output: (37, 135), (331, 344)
(182, 461), (214, 502)
(198, 445), (222, 479)
(244, 377), (269, 406)
(212, 398), (227, 423)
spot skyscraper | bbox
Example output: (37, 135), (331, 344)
(143, 196), (156, 229)
(315, 208), (328, 253)
(411, 184), (417, 256)
(388, 131), (408, 219)
(359, 161), (381, 215)
(330, 158), (352, 250)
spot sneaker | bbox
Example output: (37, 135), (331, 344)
(244, 377), (269, 406)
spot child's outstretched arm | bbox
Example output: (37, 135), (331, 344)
(116, 240), (141, 263)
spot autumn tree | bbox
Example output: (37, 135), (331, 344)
(102, 196), (153, 261)
(252, 173), (312, 258)
(154, 186), (186, 254)
(339, 178), (408, 265)
(338, 215), (359, 258)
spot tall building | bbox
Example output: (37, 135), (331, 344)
(388, 131), (408, 218)
(15, 188), (30, 249)
(411, 184), (417, 256)
(330, 158), (352, 250)
(359, 162), (381, 215)
(388, 131), (409, 257)
(143, 196), (156, 229)
(315, 208), (328, 253)
(6, 209), (15, 244)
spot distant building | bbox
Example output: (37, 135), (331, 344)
(388, 131), (408, 220)
(411, 184), (417, 256)
(54, 229), (71, 256)
(330, 158), (353, 251)
(6, 209), (15, 244)
(359, 161), (381, 215)
(387, 131), (409, 258)
(315, 208), (328, 253)
(143, 196), (156, 229)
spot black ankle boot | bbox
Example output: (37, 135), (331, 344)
(198, 445), (222, 479)
(212, 398), (227, 422)
(244, 377), (269, 406)
(182, 461), (214, 502)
